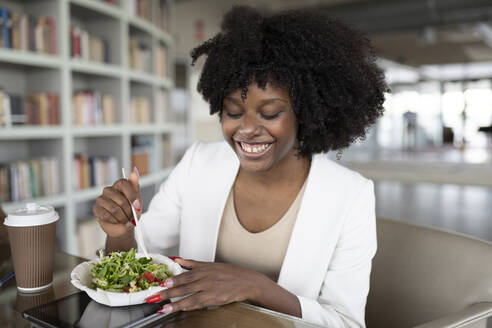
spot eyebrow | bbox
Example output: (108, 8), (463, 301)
(224, 97), (287, 107)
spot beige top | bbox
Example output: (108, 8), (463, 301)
(215, 181), (307, 281)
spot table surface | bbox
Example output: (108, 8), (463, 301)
(0, 244), (325, 328)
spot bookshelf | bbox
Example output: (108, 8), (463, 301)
(0, 0), (179, 256)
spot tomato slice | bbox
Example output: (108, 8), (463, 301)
(143, 271), (156, 283)
(122, 286), (131, 292)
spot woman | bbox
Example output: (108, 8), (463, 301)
(93, 6), (387, 327)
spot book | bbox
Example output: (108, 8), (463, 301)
(139, 0), (152, 22)
(0, 157), (59, 202)
(155, 90), (168, 123)
(72, 90), (114, 125)
(71, 26), (81, 58)
(131, 135), (154, 175)
(129, 38), (151, 72)
(77, 218), (106, 259)
(130, 96), (151, 124)
(2, 92), (11, 127)
(157, 1), (168, 31)
(10, 94), (26, 125)
(156, 45), (166, 77)
(10, 92), (60, 126)
(0, 8), (11, 49)
(19, 14), (27, 50)
(28, 15), (35, 51)
(46, 17), (55, 54)
(71, 26), (109, 63)
(73, 155), (118, 190)
(11, 12), (20, 50)
(162, 135), (174, 168)
(0, 6), (56, 54)
(102, 95), (114, 125)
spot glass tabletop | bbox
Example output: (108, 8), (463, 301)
(0, 244), (325, 328)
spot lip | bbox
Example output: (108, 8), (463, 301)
(235, 140), (274, 159)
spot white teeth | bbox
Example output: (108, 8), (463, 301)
(239, 142), (270, 153)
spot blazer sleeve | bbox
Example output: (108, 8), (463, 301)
(139, 142), (199, 254)
(298, 180), (377, 328)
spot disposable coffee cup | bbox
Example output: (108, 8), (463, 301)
(4, 203), (59, 293)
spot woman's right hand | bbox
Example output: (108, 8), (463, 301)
(93, 168), (142, 238)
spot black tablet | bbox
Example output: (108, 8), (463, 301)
(22, 291), (175, 328)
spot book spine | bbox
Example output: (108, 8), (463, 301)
(35, 17), (44, 53)
(11, 13), (20, 50)
(3, 92), (11, 127)
(47, 17), (55, 54)
(0, 8), (10, 48)
(29, 15), (35, 51)
(20, 14), (27, 51)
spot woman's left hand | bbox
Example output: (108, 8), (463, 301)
(145, 258), (262, 314)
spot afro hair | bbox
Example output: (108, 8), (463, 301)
(191, 6), (388, 157)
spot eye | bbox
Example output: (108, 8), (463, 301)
(224, 111), (242, 119)
(261, 112), (280, 120)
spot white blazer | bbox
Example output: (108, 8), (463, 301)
(140, 141), (377, 327)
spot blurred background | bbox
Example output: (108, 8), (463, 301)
(176, 0), (492, 244)
(0, 0), (491, 257)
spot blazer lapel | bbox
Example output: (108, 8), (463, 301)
(204, 146), (239, 261)
(277, 154), (345, 298)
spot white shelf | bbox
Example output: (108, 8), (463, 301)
(71, 60), (122, 78)
(139, 168), (172, 187)
(128, 69), (155, 85)
(0, 0), (180, 256)
(128, 15), (173, 45)
(70, 124), (175, 136)
(0, 126), (64, 140)
(3, 194), (67, 213)
(0, 49), (61, 69)
(128, 15), (155, 34)
(70, 0), (122, 19)
(71, 168), (172, 202)
(72, 185), (104, 202)
(156, 77), (173, 89)
(71, 125), (123, 137)
(128, 70), (173, 89)
(129, 124), (174, 134)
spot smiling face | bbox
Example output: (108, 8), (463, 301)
(221, 82), (299, 173)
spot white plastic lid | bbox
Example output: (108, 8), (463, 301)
(4, 203), (59, 227)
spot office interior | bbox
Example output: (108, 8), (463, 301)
(0, 1), (491, 327)
(177, 0), (492, 243)
(0, 0), (489, 256)
(0, 0), (488, 251)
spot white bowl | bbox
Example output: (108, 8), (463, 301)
(71, 253), (184, 307)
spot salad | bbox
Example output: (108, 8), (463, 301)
(91, 248), (173, 293)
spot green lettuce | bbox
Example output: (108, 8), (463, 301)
(91, 248), (173, 293)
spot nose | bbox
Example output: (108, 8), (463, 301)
(239, 112), (261, 137)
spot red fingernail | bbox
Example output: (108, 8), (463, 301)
(131, 219), (136, 226)
(132, 199), (141, 211)
(157, 304), (172, 314)
(168, 256), (182, 261)
(146, 294), (161, 303)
